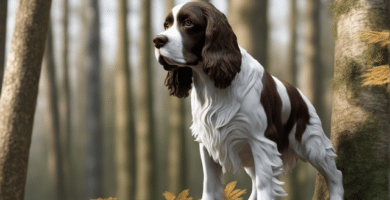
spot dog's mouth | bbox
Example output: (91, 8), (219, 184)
(158, 56), (183, 71)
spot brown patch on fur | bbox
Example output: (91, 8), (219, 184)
(261, 72), (311, 153)
(281, 80), (310, 143)
(261, 71), (287, 152)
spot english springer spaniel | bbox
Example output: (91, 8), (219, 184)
(153, 2), (344, 200)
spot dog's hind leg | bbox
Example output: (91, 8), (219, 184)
(290, 123), (344, 200)
(249, 139), (287, 200)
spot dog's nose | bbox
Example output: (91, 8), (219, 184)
(153, 35), (168, 49)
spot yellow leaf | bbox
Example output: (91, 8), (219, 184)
(224, 181), (237, 196)
(177, 189), (193, 200)
(91, 198), (116, 200)
(223, 181), (247, 200)
(360, 30), (390, 47)
(163, 191), (176, 200)
(163, 190), (193, 200)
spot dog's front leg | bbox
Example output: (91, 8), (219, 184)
(200, 143), (223, 200)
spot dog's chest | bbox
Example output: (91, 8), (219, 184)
(190, 87), (253, 172)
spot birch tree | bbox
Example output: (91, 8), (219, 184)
(313, 0), (389, 199)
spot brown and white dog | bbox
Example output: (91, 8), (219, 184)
(153, 2), (344, 200)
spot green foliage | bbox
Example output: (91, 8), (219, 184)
(367, 10), (389, 31)
(331, 58), (363, 100)
(335, 116), (389, 199)
(361, 43), (389, 67)
(327, 0), (360, 39)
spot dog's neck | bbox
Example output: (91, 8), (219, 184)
(190, 63), (232, 106)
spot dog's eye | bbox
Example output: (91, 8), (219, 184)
(164, 22), (169, 30)
(184, 20), (193, 27)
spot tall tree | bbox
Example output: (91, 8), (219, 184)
(74, 0), (89, 198)
(0, 0), (52, 199)
(313, 0), (389, 199)
(86, 0), (103, 198)
(283, 1), (301, 199)
(115, 0), (136, 199)
(44, 24), (66, 200)
(301, 0), (322, 116)
(387, 1), (390, 196)
(61, 0), (74, 197)
(287, 0), (322, 199)
(0, 0), (7, 90)
(228, 0), (268, 69)
(287, 0), (297, 86)
(62, 0), (71, 153)
(136, 0), (157, 199)
(165, 0), (187, 195)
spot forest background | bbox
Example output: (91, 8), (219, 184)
(1, 0), (348, 199)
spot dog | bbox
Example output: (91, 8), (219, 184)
(153, 2), (344, 200)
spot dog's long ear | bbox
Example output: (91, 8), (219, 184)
(165, 67), (193, 98)
(201, 4), (242, 89)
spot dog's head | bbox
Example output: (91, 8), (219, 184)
(153, 2), (242, 98)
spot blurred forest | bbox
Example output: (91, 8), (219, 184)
(1, 0), (338, 199)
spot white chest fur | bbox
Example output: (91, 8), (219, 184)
(189, 48), (264, 173)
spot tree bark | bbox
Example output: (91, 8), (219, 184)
(0, 0), (7, 90)
(313, 0), (389, 199)
(388, 0), (390, 196)
(0, 0), (52, 199)
(44, 23), (66, 200)
(86, 0), (103, 198)
(136, 0), (157, 199)
(228, 0), (268, 70)
(115, 0), (136, 199)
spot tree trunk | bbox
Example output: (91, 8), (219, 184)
(313, 0), (389, 199)
(75, 0), (89, 198)
(228, 0), (268, 70)
(387, 0), (390, 196)
(286, 0), (297, 86)
(61, 0), (74, 198)
(0, 0), (7, 90)
(301, 0), (322, 115)
(0, 0), (52, 199)
(287, 0), (321, 199)
(86, 0), (103, 198)
(284, 1), (301, 198)
(44, 24), (66, 200)
(115, 0), (136, 199)
(136, 0), (157, 199)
